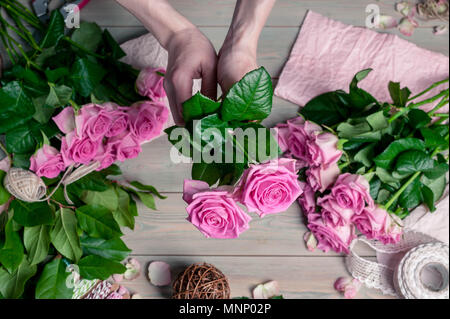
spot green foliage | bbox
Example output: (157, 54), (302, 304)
(35, 258), (73, 299)
(78, 255), (126, 280)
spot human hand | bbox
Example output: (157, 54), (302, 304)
(217, 41), (258, 94)
(164, 28), (218, 125)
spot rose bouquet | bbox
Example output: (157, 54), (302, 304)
(167, 68), (302, 238)
(0, 10), (168, 299)
(276, 69), (449, 253)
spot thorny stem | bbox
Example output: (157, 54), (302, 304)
(407, 78), (449, 102)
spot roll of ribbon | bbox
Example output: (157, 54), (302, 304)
(346, 231), (449, 299)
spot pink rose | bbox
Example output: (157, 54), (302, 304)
(183, 180), (251, 239)
(318, 195), (354, 227)
(29, 145), (65, 179)
(352, 205), (388, 239)
(273, 123), (289, 154)
(83, 109), (113, 141)
(74, 104), (101, 137)
(334, 277), (361, 299)
(286, 117), (322, 163)
(236, 158), (303, 217)
(128, 101), (169, 143)
(307, 213), (355, 254)
(298, 181), (316, 215)
(53, 107), (75, 134)
(110, 132), (142, 162)
(377, 213), (403, 245)
(136, 67), (166, 100)
(106, 110), (129, 137)
(307, 132), (342, 167)
(331, 173), (374, 214)
(306, 163), (340, 193)
(61, 132), (100, 165)
(94, 142), (117, 171)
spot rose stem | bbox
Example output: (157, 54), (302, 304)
(407, 78), (449, 102)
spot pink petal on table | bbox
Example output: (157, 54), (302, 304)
(124, 258), (141, 281)
(112, 274), (124, 282)
(375, 15), (398, 29)
(398, 17), (418, 36)
(148, 261), (172, 286)
(433, 25), (448, 35)
(303, 231), (318, 252)
(252, 281), (280, 299)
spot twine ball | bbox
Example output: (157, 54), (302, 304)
(3, 168), (47, 202)
(172, 263), (230, 299)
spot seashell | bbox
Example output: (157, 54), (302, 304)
(3, 168), (47, 202)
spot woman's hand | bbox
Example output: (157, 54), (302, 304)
(164, 28), (217, 125)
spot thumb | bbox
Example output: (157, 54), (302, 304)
(200, 63), (217, 101)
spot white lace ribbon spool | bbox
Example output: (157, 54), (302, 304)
(346, 231), (449, 299)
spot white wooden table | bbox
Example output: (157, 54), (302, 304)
(16, 0), (450, 299)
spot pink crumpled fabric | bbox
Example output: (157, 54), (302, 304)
(275, 11), (449, 112)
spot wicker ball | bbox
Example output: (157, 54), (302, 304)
(3, 168), (47, 202)
(172, 263), (230, 299)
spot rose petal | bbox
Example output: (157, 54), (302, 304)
(303, 231), (318, 252)
(375, 15), (398, 29)
(395, 1), (414, 16)
(398, 17), (418, 36)
(252, 281), (280, 299)
(124, 258), (141, 281)
(148, 261), (171, 286)
(183, 179), (211, 204)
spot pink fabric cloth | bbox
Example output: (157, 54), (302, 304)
(275, 11), (449, 111)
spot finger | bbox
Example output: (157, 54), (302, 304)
(164, 78), (184, 126)
(171, 70), (194, 123)
(200, 62), (217, 101)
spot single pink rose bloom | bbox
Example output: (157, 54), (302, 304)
(61, 132), (101, 165)
(352, 205), (388, 239)
(331, 173), (374, 214)
(186, 189), (251, 239)
(286, 118), (322, 162)
(136, 67), (167, 100)
(298, 181), (317, 216)
(106, 110), (129, 137)
(74, 103), (101, 137)
(110, 132), (142, 162)
(306, 163), (340, 193)
(318, 194), (355, 227)
(307, 213), (355, 254)
(52, 107), (76, 134)
(94, 142), (117, 171)
(236, 158), (303, 217)
(29, 145), (65, 179)
(128, 101), (169, 143)
(307, 132), (342, 167)
(84, 109), (114, 141)
(183, 179), (211, 204)
(377, 213), (403, 245)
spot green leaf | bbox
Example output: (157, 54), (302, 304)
(112, 187), (135, 229)
(350, 69), (372, 89)
(70, 58), (107, 97)
(395, 150), (435, 175)
(369, 177), (382, 201)
(101, 30), (126, 60)
(0, 82), (35, 134)
(32, 95), (55, 124)
(80, 235), (131, 262)
(0, 258), (37, 299)
(45, 84), (73, 108)
(77, 255), (126, 280)
(375, 167), (401, 188)
(337, 121), (381, 142)
(421, 184), (436, 212)
(76, 205), (123, 239)
(0, 171), (10, 205)
(422, 161), (449, 180)
(398, 178), (422, 210)
(40, 11), (65, 48)
(35, 258), (73, 299)
(421, 175), (446, 204)
(5, 124), (38, 154)
(182, 92), (221, 122)
(71, 22), (103, 53)
(366, 111), (388, 131)
(0, 218), (24, 273)
(45, 67), (70, 83)
(192, 162), (221, 187)
(24, 225), (51, 265)
(81, 187), (119, 212)
(408, 109), (431, 129)
(135, 192), (156, 210)
(301, 91), (349, 126)
(236, 123), (281, 163)
(388, 82), (411, 107)
(193, 113), (229, 148)
(373, 138), (426, 169)
(70, 171), (109, 192)
(100, 164), (122, 176)
(354, 143), (376, 167)
(129, 181), (166, 199)
(221, 67), (273, 122)
(50, 209), (82, 262)
(11, 200), (55, 227)
(420, 126), (449, 149)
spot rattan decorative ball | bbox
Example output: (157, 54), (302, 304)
(172, 263), (230, 299)
(3, 168), (47, 202)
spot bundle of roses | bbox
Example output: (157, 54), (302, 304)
(275, 69), (449, 254)
(0, 12), (169, 299)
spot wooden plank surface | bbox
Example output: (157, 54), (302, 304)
(118, 256), (393, 299)
(6, 0), (447, 299)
